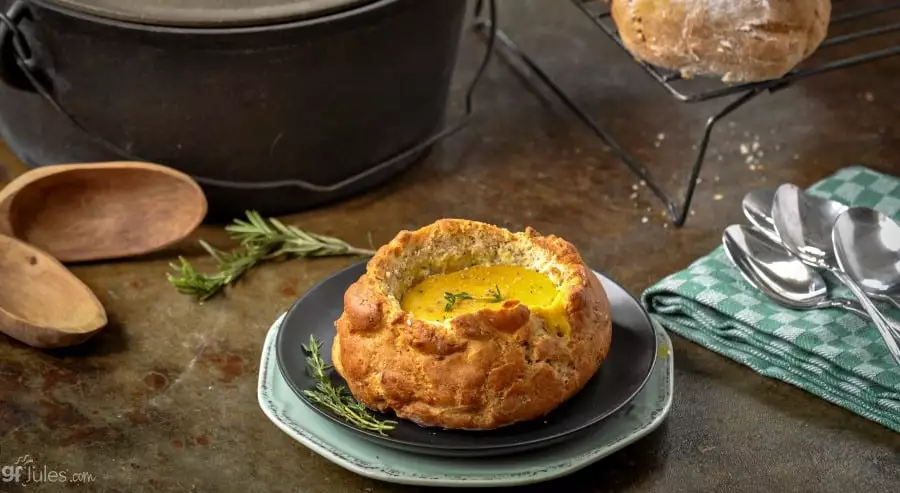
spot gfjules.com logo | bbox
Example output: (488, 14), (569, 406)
(1, 447), (96, 485)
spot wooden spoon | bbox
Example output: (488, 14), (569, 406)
(0, 234), (107, 348)
(0, 161), (207, 263)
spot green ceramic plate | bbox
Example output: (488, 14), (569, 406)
(276, 263), (658, 457)
(257, 313), (674, 487)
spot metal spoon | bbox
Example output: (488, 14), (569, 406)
(741, 189), (780, 243)
(722, 224), (870, 317)
(744, 186), (900, 311)
(832, 207), (900, 312)
(773, 184), (900, 365)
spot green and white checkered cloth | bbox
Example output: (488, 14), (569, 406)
(642, 166), (900, 433)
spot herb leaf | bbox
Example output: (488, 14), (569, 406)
(487, 284), (503, 302)
(168, 211), (376, 301)
(443, 286), (505, 312)
(444, 291), (473, 311)
(301, 335), (396, 434)
(167, 241), (268, 302)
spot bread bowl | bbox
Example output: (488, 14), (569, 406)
(609, 0), (832, 83)
(331, 219), (613, 430)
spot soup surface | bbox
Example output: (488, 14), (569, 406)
(400, 265), (563, 327)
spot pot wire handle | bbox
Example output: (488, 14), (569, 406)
(0, 0), (500, 194)
(0, 0), (40, 92)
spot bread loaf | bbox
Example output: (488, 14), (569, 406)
(610, 0), (832, 83)
(332, 219), (613, 430)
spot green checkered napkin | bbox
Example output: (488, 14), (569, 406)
(642, 166), (900, 433)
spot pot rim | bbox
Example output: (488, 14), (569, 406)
(26, 0), (404, 34)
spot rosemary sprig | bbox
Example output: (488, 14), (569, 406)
(167, 241), (268, 301)
(443, 285), (504, 312)
(487, 284), (503, 302)
(302, 335), (397, 434)
(168, 211), (376, 301)
(226, 211), (376, 258)
(443, 291), (473, 311)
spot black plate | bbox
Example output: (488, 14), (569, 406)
(276, 261), (657, 457)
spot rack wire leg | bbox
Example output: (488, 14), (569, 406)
(472, 19), (766, 227)
(674, 89), (764, 225)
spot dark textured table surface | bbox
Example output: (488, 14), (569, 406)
(2, 1), (900, 491)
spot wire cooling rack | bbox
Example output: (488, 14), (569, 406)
(474, 0), (900, 226)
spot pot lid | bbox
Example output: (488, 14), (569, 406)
(38, 0), (382, 28)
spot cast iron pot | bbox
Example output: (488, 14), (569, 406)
(0, 0), (467, 220)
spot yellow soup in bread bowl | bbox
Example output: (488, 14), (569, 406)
(332, 219), (613, 430)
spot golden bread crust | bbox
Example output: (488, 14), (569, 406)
(610, 0), (831, 83)
(332, 219), (613, 430)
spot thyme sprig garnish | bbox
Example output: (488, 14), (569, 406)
(168, 211), (376, 301)
(443, 285), (504, 312)
(443, 291), (473, 311)
(487, 284), (503, 302)
(302, 335), (397, 434)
